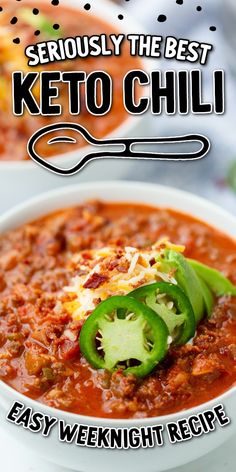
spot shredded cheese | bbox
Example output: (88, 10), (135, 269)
(61, 239), (184, 320)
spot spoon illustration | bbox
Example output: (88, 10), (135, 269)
(27, 122), (210, 176)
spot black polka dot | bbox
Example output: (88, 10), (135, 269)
(196, 6), (202, 11)
(33, 8), (39, 15)
(51, 0), (59, 5)
(157, 14), (167, 23)
(53, 24), (60, 30)
(34, 30), (40, 36)
(176, 0), (183, 4)
(13, 37), (20, 44)
(209, 26), (216, 31)
(10, 17), (18, 25)
(118, 14), (124, 20)
(84, 3), (91, 10)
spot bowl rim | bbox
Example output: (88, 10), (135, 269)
(1, 375), (235, 426)
(0, 0), (147, 169)
(1, 180), (236, 239)
(0, 180), (236, 426)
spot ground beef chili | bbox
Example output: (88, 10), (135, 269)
(0, 201), (236, 419)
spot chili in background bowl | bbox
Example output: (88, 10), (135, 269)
(0, 181), (235, 472)
(0, 0), (148, 212)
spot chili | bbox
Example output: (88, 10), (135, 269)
(0, 201), (236, 419)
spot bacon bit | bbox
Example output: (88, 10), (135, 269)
(93, 298), (102, 306)
(117, 265), (129, 273)
(159, 243), (167, 250)
(107, 259), (119, 271)
(113, 239), (125, 247)
(83, 273), (108, 289)
(23, 259), (30, 265)
(81, 252), (93, 260)
(107, 257), (129, 273)
(149, 258), (156, 267)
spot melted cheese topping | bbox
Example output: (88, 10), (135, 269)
(62, 239), (185, 320)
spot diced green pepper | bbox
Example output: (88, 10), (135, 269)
(188, 259), (236, 297)
(79, 295), (169, 378)
(42, 367), (54, 380)
(129, 282), (196, 345)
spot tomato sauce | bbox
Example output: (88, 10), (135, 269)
(0, 201), (236, 419)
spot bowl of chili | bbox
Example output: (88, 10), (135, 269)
(0, 181), (235, 471)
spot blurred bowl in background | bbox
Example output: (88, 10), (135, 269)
(0, 0), (148, 212)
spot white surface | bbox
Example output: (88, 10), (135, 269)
(0, 426), (235, 472)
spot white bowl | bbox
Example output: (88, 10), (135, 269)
(0, 0), (147, 212)
(0, 181), (235, 472)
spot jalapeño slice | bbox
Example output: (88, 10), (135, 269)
(130, 282), (196, 345)
(79, 295), (169, 378)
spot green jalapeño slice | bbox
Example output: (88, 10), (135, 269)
(79, 296), (169, 377)
(130, 282), (196, 345)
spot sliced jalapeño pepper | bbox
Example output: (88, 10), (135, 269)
(188, 259), (236, 297)
(79, 295), (169, 378)
(159, 250), (205, 323)
(130, 282), (196, 345)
